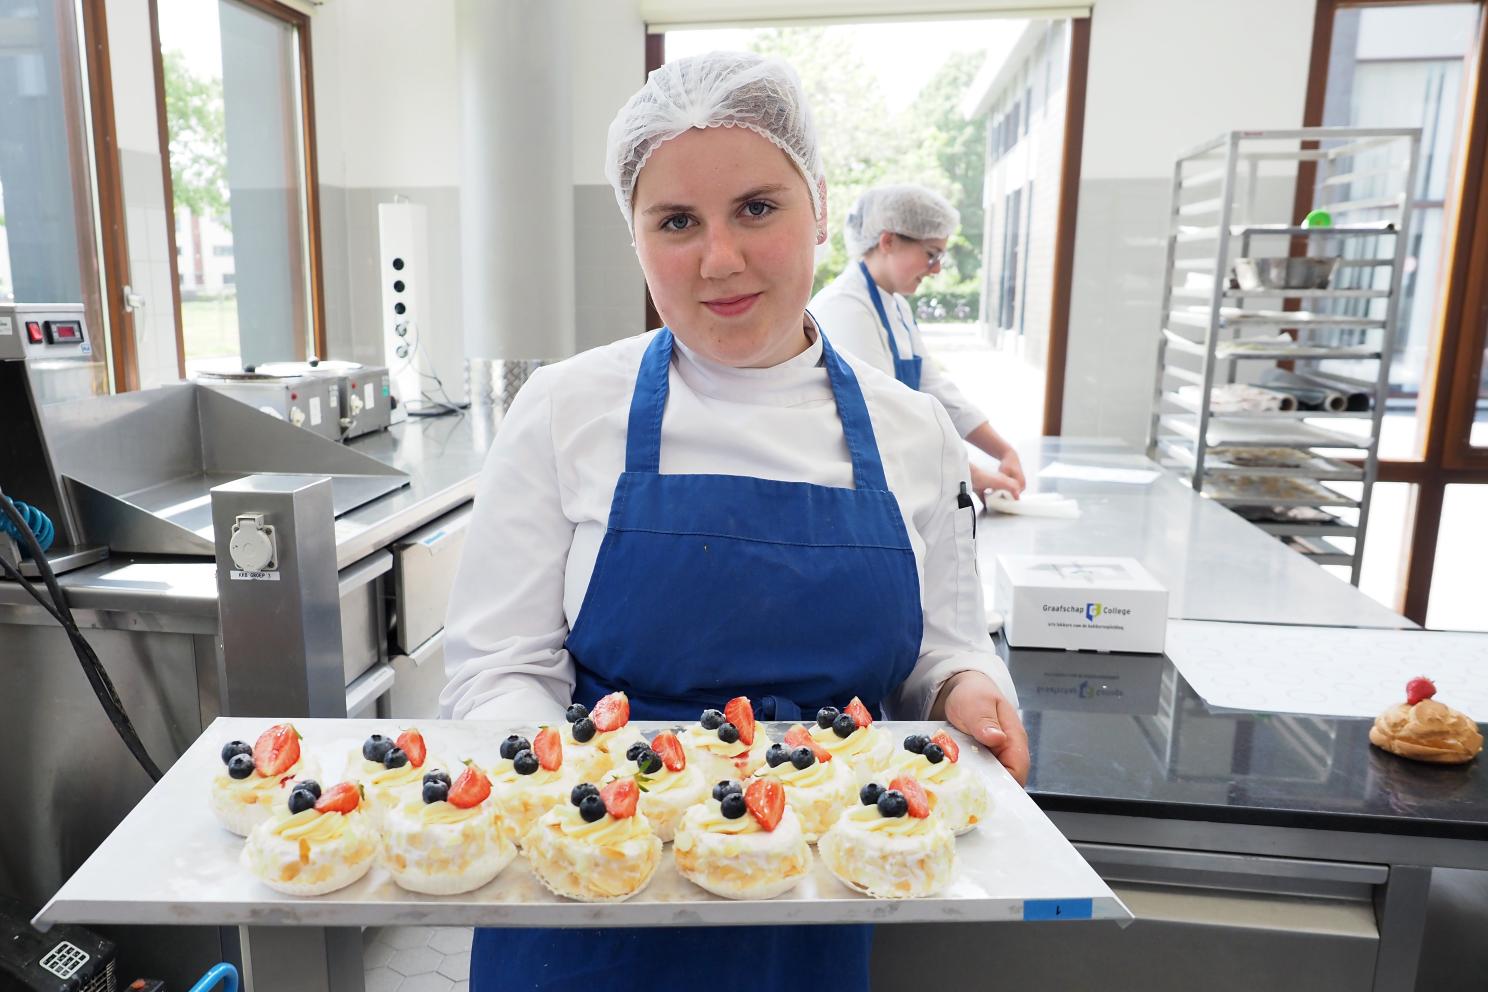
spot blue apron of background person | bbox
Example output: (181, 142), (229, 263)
(471, 327), (923, 990)
(859, 259), (922, 390)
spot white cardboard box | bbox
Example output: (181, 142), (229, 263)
(995, 554), (1168, 653)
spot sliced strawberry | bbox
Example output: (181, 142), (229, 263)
(844, 696), (873, 729)
(651, 731), (685, 772)
(930, 730), (960, 764)
(890, 776), (930, 819)
(784, 724), (832, 762)
(1406, 676), (1437, 706)
(395, 728), (428, 768)
(314, 782), (360, 815)
(744, 777), (785, 831)
(533, 726), (563, 771)
(252, 724), (300, 777)
(600, 777), (638, 819)
(448, 766), (492, 808)
(591, 691), (630, 732)
(724, 696), (756, 746)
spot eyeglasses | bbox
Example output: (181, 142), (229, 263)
(896, 234), (944, 268)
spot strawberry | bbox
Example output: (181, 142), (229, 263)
(591, 691), (630, 732)
(252, 724), (300, 777)
(844, 696), (874, 729)
(395, 728), (427, 768)
(448, 766), (492, 809)
(600, 777), (638, 819)
(889, 776), (931, 819)
(651, 731), (685, 772)
(724, 696), (756, 747)
(1406, 676), (1437, 706)
(930, 730), (960, 764)
(314, 782), (360, 815)
(744, 777), (785, 831)
(784, 724), (832, 762)
(533, 726), (563, 771)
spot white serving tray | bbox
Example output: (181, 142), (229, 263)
(36, 718), (1130, 930)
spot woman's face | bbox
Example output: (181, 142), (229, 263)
(875, 232), (948, 296)
(633, 126), (824, 368)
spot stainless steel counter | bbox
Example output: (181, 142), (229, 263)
(978, 438), (1411, 630)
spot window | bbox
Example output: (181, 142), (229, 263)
(157, 0), (322, 375)
(998, 187), (1021, 329)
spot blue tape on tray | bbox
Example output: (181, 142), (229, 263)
(1022, 898), (1093, 921)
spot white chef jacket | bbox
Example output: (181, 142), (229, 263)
(809, 265), (986, 438)
(440, 323), (1016, 724)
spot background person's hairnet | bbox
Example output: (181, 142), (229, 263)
(843, 184), (959, 258)
(605, 51), (824, 236)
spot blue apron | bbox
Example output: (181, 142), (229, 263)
(859, 260), (923, 390)
(472, 327), (924, 990)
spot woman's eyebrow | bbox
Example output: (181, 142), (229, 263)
(734, 184), (791, 203)
(641, 201), (693, 217)
(639, 184), (794, 218)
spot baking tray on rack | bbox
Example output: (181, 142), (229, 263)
(36, 718), (1130, 931)
(1203, 475), (1357, 507)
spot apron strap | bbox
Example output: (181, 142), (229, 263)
(859, 260), (908, 366)
(623, 325), (890, 492)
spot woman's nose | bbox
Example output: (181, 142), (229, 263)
(699, 226), (745, 280)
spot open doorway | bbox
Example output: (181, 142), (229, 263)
(664, 17), (1078, 447)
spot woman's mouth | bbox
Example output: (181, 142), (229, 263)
(703, 293), (761, 317)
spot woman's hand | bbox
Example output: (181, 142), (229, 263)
(998, 449), (1026, 491)
(970, 464), (1021, 500)
(939, 671), (1030, 786)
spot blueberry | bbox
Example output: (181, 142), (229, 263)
(565, 703), (589, 724)
(699, 709), (725, 730)
(571, 717), (597, 743)
(860, 782), (884, 806)
(287, 788), (317, 815)
(295, 779), (322, 799)
(790, 747), (815, 770)
(220, 740), (251, 765)
(719, 793), (747, 819)
(923, 743), (946, 764)
(716, 722), (740, 745)
(625, 742), (648, 762)
(570, 783), (601, 807)
(513, 749), (539, 775)
(362, 734), (393, 763)
(499, 735), (531, 761)
(578, 794), (607, 823)
(226, 753), (254, 779)
(423, 769), (451, 787)
(422, 780), (449, 804)
(833, 714), (858, 739)
(635, 748), (663, 774)
(877, 790), (909, 818)
(383, 747), (409, 769)
(765, 743), (791, 768)
(816, 707), (840, 730)
(903, 734), (931, 754)
(711, 780), (743, 802)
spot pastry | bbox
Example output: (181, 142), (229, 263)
(559, 692), (642, 783)
(600, 731), (707, 843)
(381, 764), (516, 895)
(680, 696), (772, 785)
(346, 728), (444, 826)
(807, 697), (896, 786)
(209, 724), (319, 836)
(819, 776), (955, 899)
(673, 778), (811, 900)
(489, 726), (577, 846)
(242, 781), (378, 896)
(1370, 677), (1483, 765)
(883, 730), (988, 835)
(751, 725), (856, 842)
(526, 777), (662, 902)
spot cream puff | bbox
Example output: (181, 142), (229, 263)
(242, 781), (378, 896)
(346, 728), (444, 826)
(673, 778), (811, 900)
(600, 731), (707, 843)
(807, 697), (896, 787)
(210, 724), (319, 837)
(884, 730), (988, 835)
(1370, 677), (1483, 765)
(680, 696), (772, 785)
(751, 726), (857, 843)
(558, 692), (642, 783)
(489, 726), (577, 847)
(526, 777), (662, 902)
(819, 776), (955, 899)
(380, 764), (516, 895)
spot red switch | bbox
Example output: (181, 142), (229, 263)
(25, 321), (43, 344)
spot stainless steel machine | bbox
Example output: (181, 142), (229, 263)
(253, 360), (395, 439)
(193, 368), (344, 442)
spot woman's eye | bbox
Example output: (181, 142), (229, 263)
(662, 215), (692, 232)
(742, 200), (773, 218)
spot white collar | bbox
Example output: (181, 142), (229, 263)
(671, 317), (831, 407)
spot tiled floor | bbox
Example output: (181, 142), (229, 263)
(363, 927), (471, 992)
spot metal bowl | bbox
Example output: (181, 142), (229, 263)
(1232, 257), (1340, 291)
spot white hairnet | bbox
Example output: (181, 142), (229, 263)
(605, 51), (824, 235)
(843, 184), (959, 258)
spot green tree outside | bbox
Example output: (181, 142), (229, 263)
(162, 50), (229, 221)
